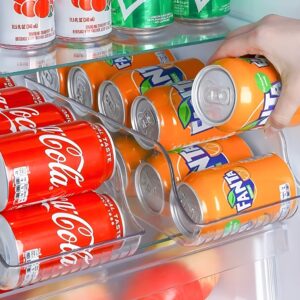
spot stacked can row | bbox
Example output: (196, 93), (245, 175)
(0, 0), (230, 49)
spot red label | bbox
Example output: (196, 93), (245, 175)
(0, 87), (45, 110)
(1, 192), (124, 287)
(0, 121), (115, 210)
(0, 77), (15, 89)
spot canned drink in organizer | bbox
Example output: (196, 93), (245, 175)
(174, 0), (231, 24)
(131, 80), (230, 150)
(0, 87), (45, 110)
(68, 50), (176, 110)
(135, 135), (253, 214)
(191, 56), (300, 134)
(0, 0), (55, 49)
(0, 120), (115, 211)
(55, 0), (111, 42)
(170, 154), (297, 239)
(0, 191), (124, 290)
(36, 67), (72, 96)
(114, 135), (150, 196)
(99, 59), (205, 132)
(0, 77), (16, 89)
(112, 0), (174, 34)
(0, 103), (75, 135)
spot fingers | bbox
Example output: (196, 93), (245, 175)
(226, 23), (256, 39)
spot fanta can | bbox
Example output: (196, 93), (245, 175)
(131, 80), (230, 150)
(99, 59), (205, 132)
(135, 136), (252, 214)
(191, 56), (300, 133)
(170, 154), (297, 240)
(68, 50), (175, 110)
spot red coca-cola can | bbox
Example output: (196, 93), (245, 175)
(0, 103), (75, 135)
(0, 120), (116, 211)
(0, 87), (45, 110)
(0, 192), (124, 290)
(0, 77), (15, 89)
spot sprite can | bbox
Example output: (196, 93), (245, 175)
(174, 0), (230, 24)
(112, 0), (174, 33)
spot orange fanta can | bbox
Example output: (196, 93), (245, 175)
(171, 154), (297, 240)
(131, 80), (231, 150)
(67, 50), (176, 110)
(135, 135), (253, 214)
(99, 59), (205, 132)
(191, 56), (300, 133)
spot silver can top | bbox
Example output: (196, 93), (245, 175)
(170, 182), (202, 238)
(131, 96), (160, 150)
(36, 69), (60, 93)
(98, 81), (125, 133)
(135, 162), (165, 214)
(191, 65), (236, 126)
(67, 67), (93, 108)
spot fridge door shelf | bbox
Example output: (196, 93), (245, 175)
(0, 16), (249, 77)
(25, 77), (300, 248)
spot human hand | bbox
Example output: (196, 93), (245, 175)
(209, 14), (300, 131)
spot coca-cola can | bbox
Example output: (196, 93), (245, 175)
(0, 191), (124, 290)
(0, 77), (15, 89)
(55, 0), (112, 42)
(0, 0), (55, 49)
(0, 103), (75, 135)
(0, 120), (116, 211)
(0, 87), (45, 110)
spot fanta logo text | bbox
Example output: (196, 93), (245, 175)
(38, 125), (85, 189)
(247, 57), (269, 68)
(224, 170), (255, 212)
(179, 145), (228, 172)
(107, 56), (132, 70)
(173, 80), (193, 99)
(1, 106), (40, 133)
(138, 65), (184, 94)
(42, 198), (94, 266)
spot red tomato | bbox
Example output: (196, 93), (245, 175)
(34, 0), (50, 18)
(21, 0), (35, 17)
(79, 0), (92, 11)
(92, 0), (106, 12)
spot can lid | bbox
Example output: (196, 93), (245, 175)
(67, 67), (93, 108)
(98, 81), (125, 133)
(135, 162), (165, 214)
(36, 69), (60, 93)
(191, 65), (236, 126)
(115, 148), (128, 190)
(170, 183), (202, 238)
(0, 153), (8, 212)
(131, 96), (160, 150)
(0, 215), (19, 289)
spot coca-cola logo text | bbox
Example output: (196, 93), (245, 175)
(38, 125), (85, 189)
(42, 198), (95, 266)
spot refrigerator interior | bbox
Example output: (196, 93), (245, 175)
(0, 1), (300, 299)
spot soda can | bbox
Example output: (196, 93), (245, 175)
(174, 0), (231, 25)
(191, 56), (298, 134)
(170, 154), (297, 239)
(0, 103), (75, 135)
(0, 192), (124, 290)
(0, 87), (45, 110)
(131, 80), (230, 150)
(36, 67), (72, 96)
(114, 135), (150, 196)
(99, 59), (205, 132)
(112, 0), (173, 34)
(0, 77), (16, 89)
(135, 136), (253, 214)
(68, 50), (176, 110)
(55, 0), (112, 42)
(0, 0), (55, 49)
(0, 121), (115, 211)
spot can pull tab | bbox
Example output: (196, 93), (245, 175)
(204, 84), (230, 106)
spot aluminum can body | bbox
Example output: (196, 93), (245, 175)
(0, 78), (16, 89)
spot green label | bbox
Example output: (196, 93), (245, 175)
(255, 72), (271, 93)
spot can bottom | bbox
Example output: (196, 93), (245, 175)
(0, 215), (20, 290)
(113, 25), (169, 36)
(0, 40), (54, 50)
(175, 17), (224, 26)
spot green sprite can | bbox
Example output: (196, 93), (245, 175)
(174, 0), (230, 24)
(112, 0), (174, 34)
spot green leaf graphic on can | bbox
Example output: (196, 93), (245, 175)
(224, 219), (241, 235)
(178, 100), (191, 128)
(169, 147), (183, 154)
(228, 191), (236, 208)
(105, 59), (113, 66)
(255, 72), (271, 93)
(241, 120), (260, 131)
(140, 78), (153, 94)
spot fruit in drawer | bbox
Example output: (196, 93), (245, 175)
(14, 0), (54, 18)
(71, 0), (107, 11)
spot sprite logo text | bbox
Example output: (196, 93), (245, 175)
(106, 56), (132, 70)
(138, 65), (184, 94)
(175, 81), (212, 135)
(177, 145), (228, 173)
(224, 170), (255, 212)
